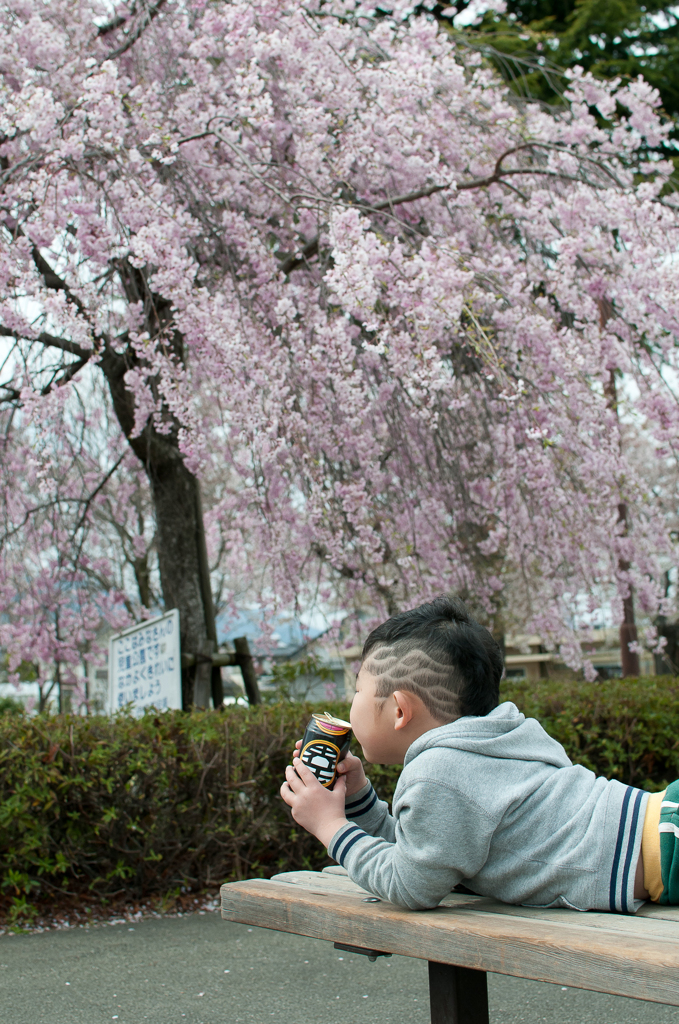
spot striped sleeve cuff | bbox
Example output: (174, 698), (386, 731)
(609, 786), (647, 913)
(328, 822), (369, 867)
(345, 782), (378, 819)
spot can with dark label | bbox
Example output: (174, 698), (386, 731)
(299, 712), (352, 788)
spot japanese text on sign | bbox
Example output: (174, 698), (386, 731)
(108, 609), (181, 715)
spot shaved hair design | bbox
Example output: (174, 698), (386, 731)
(363, 645), (462, 722)
(362, 596), (503, 722)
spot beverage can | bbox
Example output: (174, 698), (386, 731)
(299, 712), (352, 788)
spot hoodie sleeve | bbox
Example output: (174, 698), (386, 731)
(344, 781), (396, 842)
(329, 777), (495, 910)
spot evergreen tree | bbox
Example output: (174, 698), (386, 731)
(435, 1), (679, 149)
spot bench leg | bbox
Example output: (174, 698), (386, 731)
(428, 962), (489, 1024)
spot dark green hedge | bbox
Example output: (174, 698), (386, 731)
(504, 676), (679, 789)
(1, 677), (678, 924)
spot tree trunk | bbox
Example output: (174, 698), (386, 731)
(132, 552), (152, 609)
(148, 453), (217, 708)
(99, 301), (220, 709)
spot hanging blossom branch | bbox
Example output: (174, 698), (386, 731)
(276, 142), (624, 275)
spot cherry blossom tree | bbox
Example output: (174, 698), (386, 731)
(1, 0), (678, 700)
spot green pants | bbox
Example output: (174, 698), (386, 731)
(659, 779), (679, 905)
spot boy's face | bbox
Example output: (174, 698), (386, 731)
(350, 667), (400, 764)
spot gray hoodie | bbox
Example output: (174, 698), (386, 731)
(328, 702), (648, 913)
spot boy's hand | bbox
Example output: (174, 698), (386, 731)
(280, 758), (348, 848)
(335, 750), (367, 796)
(291, 740), (368, 798)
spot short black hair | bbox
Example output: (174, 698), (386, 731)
(361, 595), (503, 720)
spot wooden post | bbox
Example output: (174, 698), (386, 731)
(193, 637), (214, 709)
(181, 641), (259, 705)
(428, 962), (489, 1024)
(234, 636), (261, 705)
(195, 484), (224, 708)
(56, 659), (64, 714)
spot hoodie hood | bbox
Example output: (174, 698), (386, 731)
(404, 701), (572, 770)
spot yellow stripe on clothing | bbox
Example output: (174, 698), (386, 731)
(642, 789), (666, 903)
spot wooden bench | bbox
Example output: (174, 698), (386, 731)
(221, 867), (679, 1023)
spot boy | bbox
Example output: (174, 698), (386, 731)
(280, 596), (677, 912)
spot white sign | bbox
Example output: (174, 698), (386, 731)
(108, 609), (181, 715)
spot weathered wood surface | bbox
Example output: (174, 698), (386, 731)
(220, 870), (679, 1006)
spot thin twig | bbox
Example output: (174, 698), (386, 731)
(71, 453), (127, 540)
(43, 356), (92, 393)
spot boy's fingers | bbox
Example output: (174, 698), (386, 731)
(293, 757), (319, 785)
(284, 764), (303, 790)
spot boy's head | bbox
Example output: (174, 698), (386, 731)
(360, 595), (503, 724)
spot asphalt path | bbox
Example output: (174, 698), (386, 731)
(1, 910), (677, 1024)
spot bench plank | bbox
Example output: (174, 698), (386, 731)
(271, 869), (679, 940)
(221, 874), (679, 1007)
(273, 868), (679, 936)
(273, 869), (373, 897)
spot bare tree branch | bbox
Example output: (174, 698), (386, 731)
(0, 153), (44, 189)
(98, 14), (127, 35)
(1, 218), (99, 335)
(103, 0), (168, 62)
(71, 452), (127, 539)
(1, 497), (96, 550)
(0, 326), (90, 359)
(97, 1), (139, 36)
(0, 382), (20, 404)
(176, 131), (215, 146)
(48, 356), (91, 390)
(278, 237), (320, 275)
(36, 355), (93, 396)
(30, 246), (90, 319)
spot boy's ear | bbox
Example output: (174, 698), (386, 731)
(392, 689), (421, 730)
